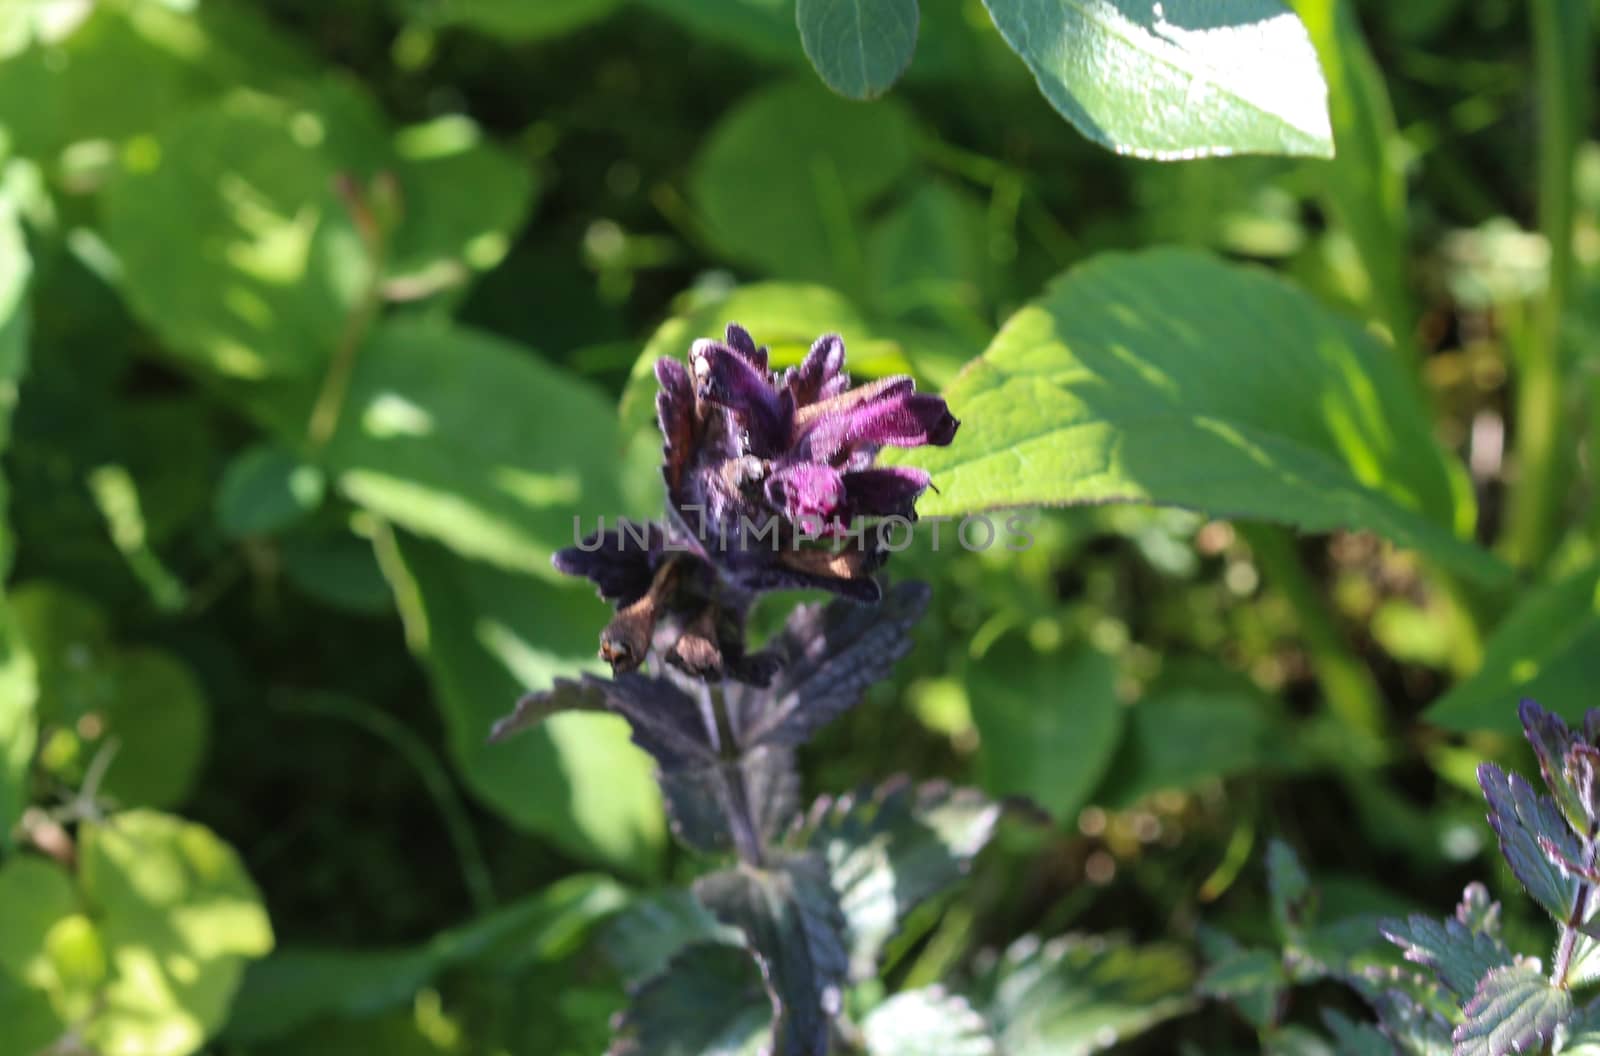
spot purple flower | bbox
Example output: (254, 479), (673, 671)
(555, 324), (957, 680)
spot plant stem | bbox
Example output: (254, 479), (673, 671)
(1552, 824), (1599, 988)
(698, 682), (766, 867)
(1504, 0), (1590, 570)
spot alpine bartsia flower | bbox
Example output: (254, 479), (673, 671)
(553, 324), (957, 681)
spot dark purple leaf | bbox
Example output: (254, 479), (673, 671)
(608, 942), (770, 1056)
(694, 854), (850, 1056)
(1379, 911), (1513, 1000)
(801, 779), (1000, 978)
(600, 889), (743, 987)
(1452, 962), (1572, 1056)
(1520, 699), (1589, 834)
(1478, 763), (1581, 922)
(727, 581), (930, 750)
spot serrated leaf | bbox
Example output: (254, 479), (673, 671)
(1324, 1010), (1395, 1056)
(978, 934), (1196, 1056)
(80, 810), (274, 1056)
(796, 0), (919, 101)
(861, 987), (997, 1056)
(609, 942), (771, 1056)
(1364, 984), (1454, 1056)
(1453, 963), (1572, 1056)
(226, 874), (625, 1043)
(690, 80), (917, 283)
(384, 535), (665, 872)
(215, 445), (326, 539)
(694, 855), (851, 1056)
(1268, 840), (1315, 939)
(1427, 566), (1600, 732)
(979, 0), (1333, 158)
(1379, 913), (1513, 1000)
(892, 250), (1506, 586)
(1478, 763), (1580, 923)
(804, 780), (999, 978)
(600, 890), (745, 987)
(727, 581), (930, 750)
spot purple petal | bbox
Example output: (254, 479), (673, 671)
(656, 357), (697, 492)
(691, 340), (789, 454)
(800, 388), (959, 462)
(552, 520), (665, 605)
(765, 463), (846, 525)
(841, 466), (931, 519)
(787, 333), (849, 406)
(724, 323), (769, 373)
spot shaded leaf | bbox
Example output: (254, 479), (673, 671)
(728, 581), (930, 749)
(1427, 565), (1600, 732)
(1452, 963), (1572, 1056)
(600, 889), (744, 987)
(893, 250), (1505, 585)
(226, 874), (626, 1043)
(610, 942), (770, 1056)
(796, 0), (919, 100)
(690, 81), (917, 283)
(1268, 840), (1315, 939)
(383, 535), (665, 871)
(861, 987), (997, 1056)
(977, 933), (1196, 1056)
(1362, 982), (1453, 1056)
(215, 444), (326, 539)
(80, 810), (274, 1056)
(980, 0), (1333, 158)
(694, 855), (851, 1056)
(970, 641), (1121, 823)
(1379, 911), (1512, 1000)
(96, 648), (210, 809)
(407, 0), (624, 39)
(1324, 1009), (1395, 1056)
(1478, 763), (1580, 923)
(1198, 945), (1287, 1015)
(804, 779), (999, 978)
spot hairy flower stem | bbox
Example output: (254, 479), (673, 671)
(697, 681), (766, 867)
(1553, 824), (1600, 988)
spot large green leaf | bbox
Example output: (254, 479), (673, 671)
(971, 641), (1122, 823)
(0, 192), (33, 842)
(382, 534), (665, 873)
(0, 856), (82, 1052)
(102, 80), (386, 379)
(979, 0), (1334, 158)
(320, 320), (624, 577)
(690, 80), (918, 284)
(1427, 562), (1600, 732)
(895, 249), (1506, 585)
(79, 810), (274, 1056)
(226, 874), (627, 1043)
(796, 0), (920, 100)
(977, 933), (1195, 1056)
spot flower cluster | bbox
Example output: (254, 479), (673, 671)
(554, 324), (957, 682)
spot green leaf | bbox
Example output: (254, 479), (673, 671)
(1094, 685), (1287, 808)
(796, 0), (919, 100)
(690, 80), (917, 284)
(322, 321), (624, 577)
(979, 0), (1333, 158)
(600, 889), (744, 987)
(1453, 962), (1572, 1056)
(102, 80), (388, 379)
(894, 249), (1505, 585)
(406, 0), (623, 39)
(226, 874), (627, 1043)
(381, 533), (665, 872)
(1379, 911), (1512, 1001)
(805, 781), (999, 979)
(215, 445), (326, 540)
(694, 855), (851, 1056)
(610, 943), (771, 1056)
(0, 194), (31, 845)
(1267, 840), (1314, 938)
(80, 809), (274, 1056)
(868, 181), (990, 318)
(634, 0), (806, 66)
(970, 642), (1121, 823)
(977, 933), (1196, 1056)
(1427, 562), (1600, 732)
(0, 596), (35, 849)
(95, 648), (210, 809)
(861, 987), (996, 1056)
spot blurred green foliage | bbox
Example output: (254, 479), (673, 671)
(0, 0), (1595, 1053)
